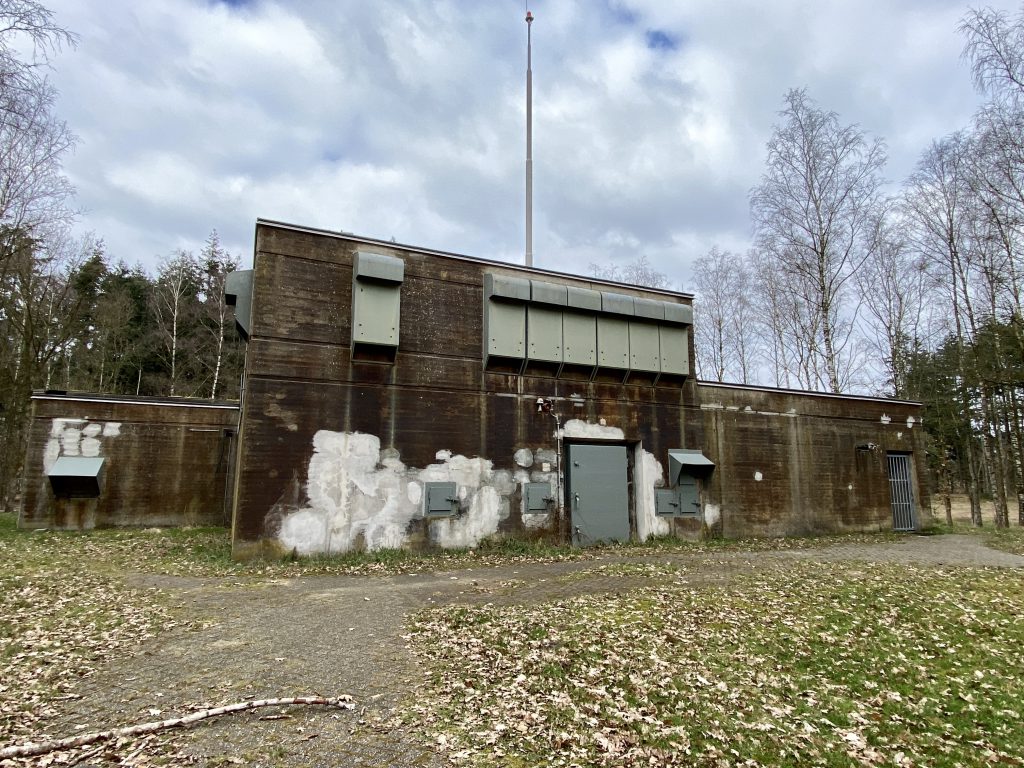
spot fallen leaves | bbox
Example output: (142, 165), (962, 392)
(407, 562), (1024, 766)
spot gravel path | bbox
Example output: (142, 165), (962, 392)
(50, 534), (1024, 767)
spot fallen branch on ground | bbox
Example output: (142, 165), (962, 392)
(0, 696), (354, 760)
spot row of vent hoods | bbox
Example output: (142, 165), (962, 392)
(485, 274), (693, 325)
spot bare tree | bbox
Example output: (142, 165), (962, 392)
(690, 247), (755, 383)
(905, 134), (989, 526)
(151, 250), (200, 397)
(855, 210), (934, 397)
(960, 5), (1024, 106)
(0, 0), (76, 278)
(750, 88), (886, 393)
(0, 0), (77, 509)
(589, 255), (671, 289)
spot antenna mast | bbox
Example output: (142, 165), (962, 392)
(525, 9), (534, 268)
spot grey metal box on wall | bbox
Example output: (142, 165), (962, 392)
(424, 482), (458, 516)
(486, 273), (531, 301)
(567, 286), (602, 312)
(528, 305), (563, 362)
(524, 482), (553, 513)
(601, 292), (635, 316)
(659, 325), (689, 376)
(531, 280), (568, 306)
(354, 251), (405, 283)
(629, 321), (661, 372)
(484, 273), (528, 365)
(352, 281), (401, 346)
(48, 456), (105, 498)
(352, 252), (404, 350)
(655, 488), (681, 517)
(597, 316), (630, 369)
(633, 298), (665, 321)
(563, 312), (597, 365)
(485, 300), (526, 360)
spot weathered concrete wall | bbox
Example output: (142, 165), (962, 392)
(19, 393), (238, 530)
(232, 222), (703, 558)
(699, 383), (931, 537)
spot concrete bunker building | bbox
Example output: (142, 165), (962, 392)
(19, 219), (929, 555)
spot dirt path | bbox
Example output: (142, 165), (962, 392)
(50, 534), (1024, 767)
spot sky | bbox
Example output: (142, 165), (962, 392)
(40, 0), (1022, 286)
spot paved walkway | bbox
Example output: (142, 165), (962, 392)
(54, 535), (1024, 767)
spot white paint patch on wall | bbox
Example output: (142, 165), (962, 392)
(634, 446), (668, 540)
(44, 418), (120, 473)
(430, 484), (502, 548)
(704, 503), (721, 527)
(514, 448), (534, 467)
(276, 430), (516, 555)
(561, 419), (625, 440)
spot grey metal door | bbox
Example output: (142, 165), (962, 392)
(888, 453), (916, 531)
(567, 444), (629, 543)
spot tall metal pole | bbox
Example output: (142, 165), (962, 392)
(525, 10), (534, 268)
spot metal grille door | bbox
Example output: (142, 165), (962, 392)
(887, 453), (916, 531)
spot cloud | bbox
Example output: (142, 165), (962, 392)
(44, 0), (1017, 281)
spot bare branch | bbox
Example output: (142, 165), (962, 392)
(0, 696), (355, 760)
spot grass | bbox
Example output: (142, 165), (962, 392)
(925, 519), (1024, 556)
(1, 510), (1023, 766)
(0, 511), (954, 580)
(407, 561), (1024, 767)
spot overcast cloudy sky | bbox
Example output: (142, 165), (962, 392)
(43, 0), (1020, 285)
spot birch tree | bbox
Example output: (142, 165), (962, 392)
(855, 211), (933, 398)
(750, 88), (886, 393)
(691, 247), (755, 383)
(151, 250), (200, 397)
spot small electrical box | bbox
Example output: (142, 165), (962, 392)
(424, 482), (458, 517)
(655, 488), (680, 517)
(524, 482), (552, 513)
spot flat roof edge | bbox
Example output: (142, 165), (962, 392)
(697, 380), (922, 407)
(255, 218), (695, 300)
(31, 391), (240, 410)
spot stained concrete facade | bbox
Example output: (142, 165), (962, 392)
(226, 220), (929, 558)
(229, 221), (704, 559)
(19, 393), (238, 530)
(700, 383), (929, 537)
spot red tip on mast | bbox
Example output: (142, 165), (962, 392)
(526, 10), (533, 23)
